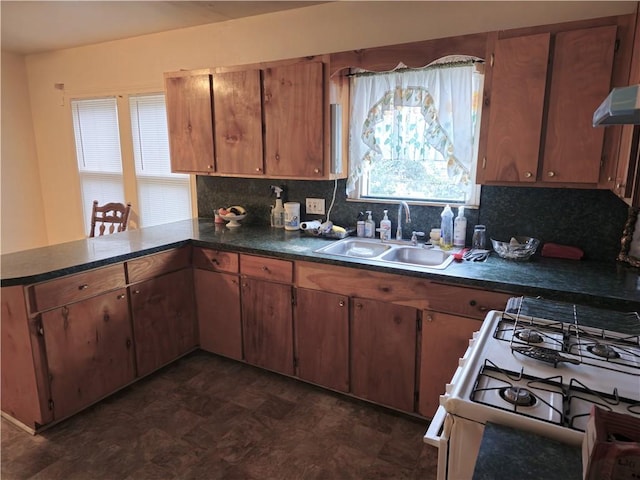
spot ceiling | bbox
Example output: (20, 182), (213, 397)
(1, 1), (327, 55)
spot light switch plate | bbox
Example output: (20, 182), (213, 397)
(306, 198), (325, 215)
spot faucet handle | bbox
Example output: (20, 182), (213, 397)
(411, 231), (425, 245)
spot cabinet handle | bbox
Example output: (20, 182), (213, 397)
(338, 300), (345, 307)
(117, 294), (125, 300)
(78, 284), (89, 290)
(524, 171), (532, 178)
(547, 171), (555, 177)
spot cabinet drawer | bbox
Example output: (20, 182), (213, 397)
(240, 255), (293, 283)
(127, 246), (191, 283)
(192, 248), (239, 273)
(427, 283), (512, 319)
(30, 264), (126, 313)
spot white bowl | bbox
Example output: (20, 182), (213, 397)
(222, 214), (246, 228)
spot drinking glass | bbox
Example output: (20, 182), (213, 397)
(472, 225), (486, 250)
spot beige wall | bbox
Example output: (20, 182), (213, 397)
(2, 1), (636, 252)
(1, 51), (48, 253)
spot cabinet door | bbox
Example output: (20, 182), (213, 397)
(263, 62), (324, 177)
(165, 73), (215, 174)
(295, 288), (349, 392)
(351, 298), (417, 412)
(213, 69), (264, 175)
(130, 269), (197, 377)
(241, 278), (293, 375)
(41, 288), (134, 420)
(542, 26), (617, 184)
(482, 33), (550, 183)
(194, 269), (242, 360)
(418, 312), (480, 417)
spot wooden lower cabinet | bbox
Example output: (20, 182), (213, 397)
(130, 269), (197, 377)
(241, 278), (294, 375)
(41, 288), (135, 421)
(194, 268), (242, 360)
(294, 288), (349, 392)
(351, 297), (418, 412)
(418, 311), (481, 417)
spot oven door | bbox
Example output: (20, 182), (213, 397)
(425, 406), (487, 480)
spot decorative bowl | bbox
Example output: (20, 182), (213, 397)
(221, 214), (246, 228)
(490, 236), (540, 261)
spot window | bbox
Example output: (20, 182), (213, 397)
(129, 94), (191, 227)
(72, 97), (125, 235)
(348, 59), (484, 206)
(72, 94), (192, 235)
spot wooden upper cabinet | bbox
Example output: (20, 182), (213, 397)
(164, 71), (215, 174)
(481, 25), (618, 186)
(263, 62), (324, 178)
(543, 25), (617, 184)
(482, 33), (550, 183)
(213, 69), (265, 175)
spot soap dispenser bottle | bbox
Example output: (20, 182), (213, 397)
(453, 206), (467, 248)
(271, 186), (285, 228)
(440, 204), (454, 250)
(379, 210), (391, 240)
(364, 211), (375, 238)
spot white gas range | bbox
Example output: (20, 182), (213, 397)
(424, 297), (640, 480)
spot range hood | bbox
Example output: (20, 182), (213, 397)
(593, 84), (640, 126)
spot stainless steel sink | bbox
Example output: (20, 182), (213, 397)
(314, 237), (453, 270)
(379, 246), (452, 268)
(314, 237), (392, 258)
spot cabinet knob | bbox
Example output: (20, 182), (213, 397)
(133, 289), (140, 295)
(117, 294), (126, 300)
(256, 167), (262, 172)
(338, 300), (345, 307)
(524, 171), (532, 178)
(356, 303), (363, 310)
(275, 154), (280, 161)
(314, 168), (320, 174)
(78, 284), (89, 290)
(262, 266), (270, 272)
(207, 165), (213, 170)
(426, 314), (433, 322)
(547, 171), (555, 177)
(210, 258), (220, 265)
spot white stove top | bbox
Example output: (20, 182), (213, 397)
(443, 307), (640, 445)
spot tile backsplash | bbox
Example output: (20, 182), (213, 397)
(197, 176), (629, 262)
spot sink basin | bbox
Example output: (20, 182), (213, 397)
(379, 247), (453, 269)
(314, 237), (392, 258)
(314, 237), (453, 270)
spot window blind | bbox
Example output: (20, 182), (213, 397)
(129, 94), (191, 227)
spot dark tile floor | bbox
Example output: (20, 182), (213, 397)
(2, 351), (438, 479)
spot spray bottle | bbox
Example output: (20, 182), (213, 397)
(440, 204), (454, 250)
(271, 186), (285, 228)
(453, 206), (467, 248)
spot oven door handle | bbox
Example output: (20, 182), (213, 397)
(424, 405), (450, 447)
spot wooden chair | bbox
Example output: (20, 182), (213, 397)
(89, 200), (132, 237)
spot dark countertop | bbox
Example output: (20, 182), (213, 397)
(473, 422), (583, 480)
(3, 218), (640, 313)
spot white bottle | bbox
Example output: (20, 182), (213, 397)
(364, 211), (375, 238)
(379, 210), (391, 240)
(440, 204), (454, 250)
(453, 206), (467, 248)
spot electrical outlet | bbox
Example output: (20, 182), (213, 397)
(306, 198), (325, 215)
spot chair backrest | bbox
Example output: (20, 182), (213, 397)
(89, 200), (132, 237)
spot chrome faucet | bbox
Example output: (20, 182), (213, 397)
(396, 201), (411, 240)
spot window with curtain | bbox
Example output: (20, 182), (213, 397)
(72, 97), (125, 235)
(348, 58), (484, 205)
(129, 93), (191, 227)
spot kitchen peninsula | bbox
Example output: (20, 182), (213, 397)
(3, 218), (640, 433)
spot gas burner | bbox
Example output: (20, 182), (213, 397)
(500, 386), (537, 407)
(515, 329), (544, 343)
(587, 343), (620, 359)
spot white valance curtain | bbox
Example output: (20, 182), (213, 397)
(347, 62), (478, 197)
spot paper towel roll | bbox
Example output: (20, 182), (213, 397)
(300, 220), (321, 231)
